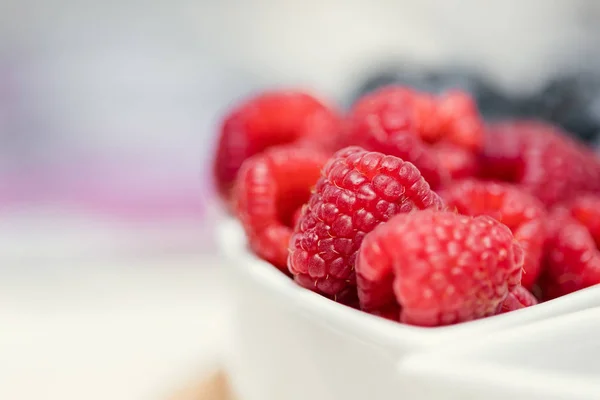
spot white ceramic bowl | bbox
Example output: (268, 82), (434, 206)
(399, 305), (600, 400)
(217, 216), (600, 400)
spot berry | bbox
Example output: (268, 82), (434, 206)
(540, 195), (600, 299)
(350, 65), (519, 120)
(342, 101), (447, 188)
(234, 145), (329, 271)
(540, 210), (600, 299)
(213, 90), (341, 198)
(478, 121), (530, 183)
(356, 210), (523, 326)
(350, 86), (484, 152)
(292, 207), (304, 229)
(566, 194), (600, 244)
(288, 146), (444, 303)
(441, 180), (546, 289)
(497, 286), (538, 314)
(436, 90), (485, 152)
(480, 121), (600, 206)
(350, 86), (438, 143)
(433, 143), (478, 181)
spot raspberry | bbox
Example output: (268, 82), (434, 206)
(497, 286), (538, 314)
(342, 105), (447, 188)
(292, 207), (304, 229)
(512, 219), (546, 289)
(356, 210), (523, 327)
(234, 145), (329, 271)
(288, 146), (444, 302)
(478, 122), (527, 183)
(540, 198), (600, 299)
(436, 90), (485, 152)
(480, 121), (600, 206)
(433, 143), (479, 181)
(213, 90), (341, 198)
(567, 194), (600, 243)
(350, 86), (437, 140)
(350, 86), (484, 152)
(442, 180), (546, 289)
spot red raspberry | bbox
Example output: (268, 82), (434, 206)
(357, 210), (523, 326)
(292, 207), (304, 229)
(350, 86), (484, 152)
(288, 146), (444, 303)
(497, 286), (538, 314)
(433, 143), (479, 181)
(567, 194), (600, 243)
(540, 197), (600, 299)
(436, 90), (485, 152)
(480, 121), (600, 206)
(213, 90), (341, 199)
(442, 180), (546, 289)
(478, 122), (527, 183)
(350, 86), (437, 141)
(342, 103), (447, 189)
(234, 145), (329, 271)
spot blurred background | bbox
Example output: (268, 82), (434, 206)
(1, 0), (600, 398)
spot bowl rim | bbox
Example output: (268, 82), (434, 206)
(398, 306), (600, 398)
(217, 215), (600, 349)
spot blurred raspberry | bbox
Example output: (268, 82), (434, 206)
(214, 90), (341, 199)
(480, 121), (600, 206)
(349, 64), (522, 120)
(436, 90), (485, 152)
(540, 209), (600, 299)
(567, 194), (600, 244)
(342, 102), (446, 188)
(433, 143), (479, 182)
(350, 86), (484, 152)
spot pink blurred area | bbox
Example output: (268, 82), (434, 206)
(0, 156), (211, 221)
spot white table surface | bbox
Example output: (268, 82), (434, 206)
(0, 210), (231, 400)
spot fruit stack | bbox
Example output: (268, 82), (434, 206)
(212, 87), (600, 327)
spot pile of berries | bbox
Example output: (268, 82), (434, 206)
(212, 86), (600, 327)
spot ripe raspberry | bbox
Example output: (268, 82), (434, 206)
(497, 286), (538, 314)
(292, 207), (304, 229)
(342, 103), (447, 188)
(356, 210), (523, 327)
(234, 145), (329, 271)
(350, 86), (437, 141)
(540, 198), (600, 299)
(433, 143), (479, 181)
(288, 146), (444, 303)
(213, 90), (341, 198)
(350, 86), (484, 152)
(480, 121), (600, 206)
(436, 90), (485, 152)
(478, 122), (528, 183)
(566, 194), (600, 243)
(442, 180), (546, 289)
